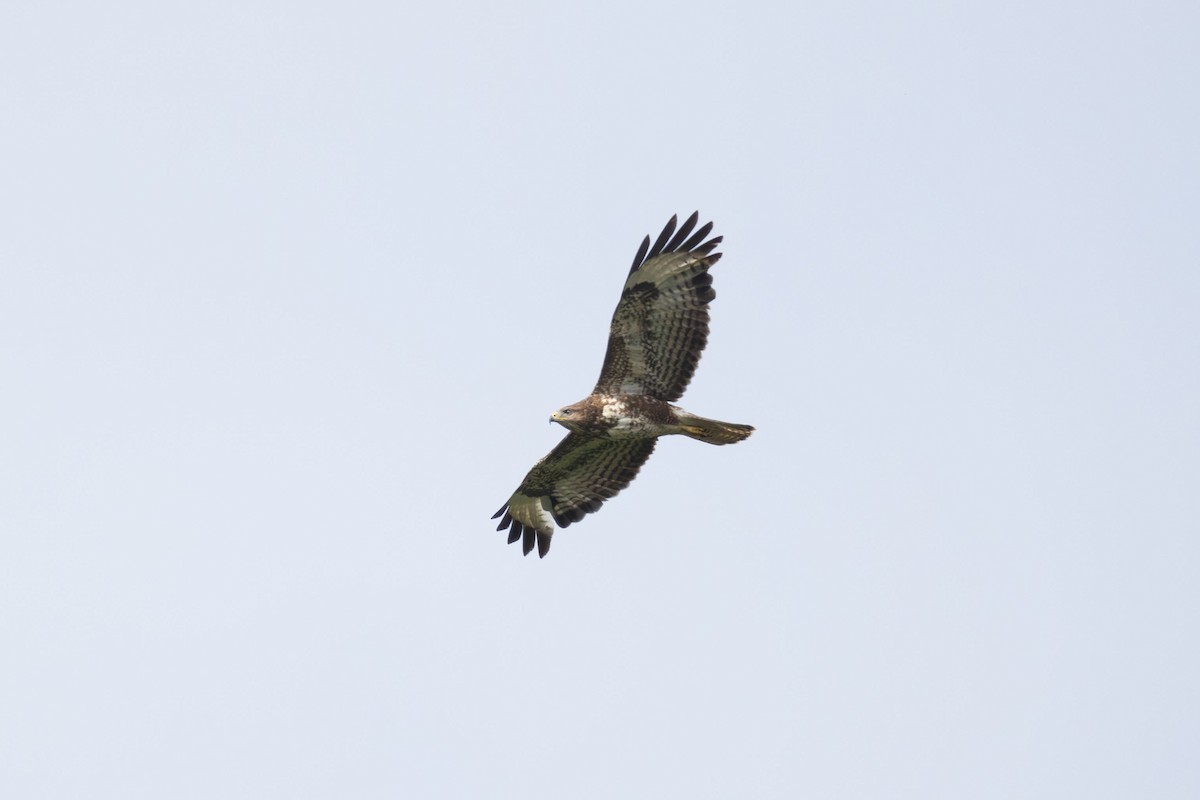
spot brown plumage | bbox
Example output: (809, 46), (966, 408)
(492, 212), (753, 558)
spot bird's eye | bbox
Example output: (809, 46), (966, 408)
(562, 409), (572, 415)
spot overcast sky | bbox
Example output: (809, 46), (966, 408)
(2, 2), (1197, 798)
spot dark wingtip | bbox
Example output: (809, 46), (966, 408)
(630, 212), (720, 274)
(645, 214), (678, 261)
(629, 235), (651, 275)
(521, 525), (536, 556)
(536, 530), (552, 558)
(664, 211), (699, 252)
(693, 235), (723, 259)
(679, 220), (714, 252)
(491, 504), (508, 520)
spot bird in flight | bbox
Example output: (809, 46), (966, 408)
(493, 212), (753, 557)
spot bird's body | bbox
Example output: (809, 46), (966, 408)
(554, 394), (752, 443)
(493, 212), (753, 557)
(554, 394), (677, 438)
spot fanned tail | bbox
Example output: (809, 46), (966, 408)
(677, 414), (754, 445)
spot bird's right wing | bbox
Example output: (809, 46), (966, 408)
(492, 433), (657, 558)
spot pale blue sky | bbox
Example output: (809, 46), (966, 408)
(2, 2), (1197, 798)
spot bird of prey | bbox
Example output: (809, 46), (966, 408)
(492, 212), (753, 557)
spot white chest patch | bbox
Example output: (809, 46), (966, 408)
(599, 396), (674, 438)
(601, 399), (627, 422)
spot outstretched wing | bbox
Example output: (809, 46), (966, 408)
(492, 433), (657, 558)
(593, 212), (722, 401)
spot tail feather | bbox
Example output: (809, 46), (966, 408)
(678, 415), (754, 445)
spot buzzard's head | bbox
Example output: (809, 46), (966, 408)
(550, 402), (590, 432)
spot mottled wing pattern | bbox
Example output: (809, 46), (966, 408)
(593, 212), (722, 401)
(492, 433), (657, 558)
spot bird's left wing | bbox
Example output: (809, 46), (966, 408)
(492, 433), (657, 558)
(593, 212), (722, 401)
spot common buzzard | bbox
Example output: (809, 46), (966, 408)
(493, 212), (753, 557)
